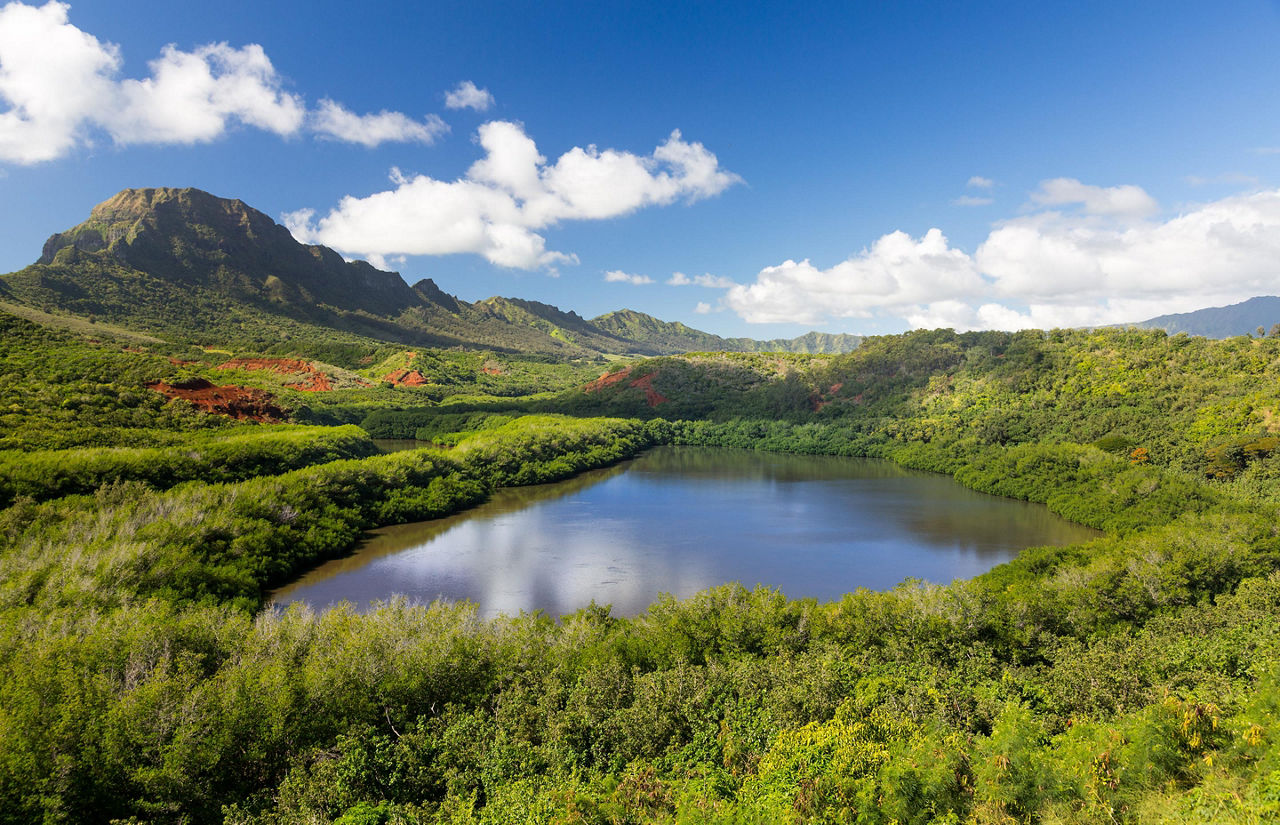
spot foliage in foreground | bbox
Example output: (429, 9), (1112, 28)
(4, 320), (1280, 822)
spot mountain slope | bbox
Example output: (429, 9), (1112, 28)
(475, 297), (646, 354)
(1128, 296), (1280, 338)
(2, 187), (862, 359)
(591, 309), (863, 354)
(3, 188), (602, 357)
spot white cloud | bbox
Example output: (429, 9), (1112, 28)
(967, 175), (995, 188)
(445, 80), (494, 112)
(722, 183), (1280, 332)
(0, 1), (442, 163)
(363, 250), (407, 269)
(694, 301), (713, 314)
(0, 0), (120, 163)
(107, 42), (305, 144)
(1029, 177), (1159, 217)
(287, 121), (741, 270)
(604, 270), (653, 285)
(952, 195), (993, 207)
(312, 99), (447, 147)
(668, 271), (735, 287)
(725, 228), (984, 324)
(1252, 147), (1280, 155)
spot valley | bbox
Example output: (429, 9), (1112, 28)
(1, 189), (1280, 823)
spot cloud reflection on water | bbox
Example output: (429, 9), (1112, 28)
(269, 448), (1101, 618)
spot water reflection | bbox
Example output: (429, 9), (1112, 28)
(270, 447), (1101, 618)
(372, 438), (433, 453)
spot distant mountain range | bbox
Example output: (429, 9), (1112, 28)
(0, 188), (861, 359)
(1127, 296), (1280, 338)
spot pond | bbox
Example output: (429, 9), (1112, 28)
(269, 447), (1101, 617)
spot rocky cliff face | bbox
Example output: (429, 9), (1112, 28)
(39, 188), (422, 319)
(10, 187), (863, 357)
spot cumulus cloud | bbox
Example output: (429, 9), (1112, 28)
(952, 195), (993, 207)
(722, 183), (1280, 332)
(445, 80), (494, 112)
(287, 121), (741, 270)
(106, 42), (305, 144)
(967, 175), (995, 188)
(1029, 177), (1158, 217)
(725, 228), (984, 325)
(311, 100), (447, 147)
(668, 271), (735, 287)
(0, 1), (444, 163)
(694, 301), (713, 314)
(604, 270), (653, 285)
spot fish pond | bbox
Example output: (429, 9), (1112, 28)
(270, 446), (1100, 617)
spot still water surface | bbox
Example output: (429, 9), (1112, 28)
(270, 447), (1100, 617)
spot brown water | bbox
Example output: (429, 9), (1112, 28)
(269, 447), (1101, 617)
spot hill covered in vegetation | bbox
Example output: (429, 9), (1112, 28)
(591, 309), (863, 354)
(4, 286), (1280, 822)
(1128, 295), (1280, 338)
(1, 188), (860, 361)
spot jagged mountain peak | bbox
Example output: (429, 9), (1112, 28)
(6, 188), (863, 358)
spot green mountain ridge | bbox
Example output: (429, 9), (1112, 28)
(1, 187), (861, 361)
(591, 308), (864, 354)
(1126, 295), (1280, 338)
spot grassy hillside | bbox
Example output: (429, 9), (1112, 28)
(4, 305), (1280, 821)
(2, 188), (860, 363)
(1129, 295), (1280, 338)
(592, 308), (863, 354)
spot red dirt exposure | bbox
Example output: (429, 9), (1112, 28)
(583, 367), (632, 393)
(628, 373), (668, 407)
(583, 367), (666, 406)
(145, 378), (287, 421)
(382, 369), (429, 386)
(216, 357), (335, 392)
(480, 366), (504, 375)
(810, 382), (846, 412)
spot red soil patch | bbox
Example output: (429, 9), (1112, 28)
(584, 367), (666, 406)
(810, 382), (846, 412)
(216, 357), (337, 392)
(480, 366), (504, 375)
(382, 369), (429, 386)
(584, 367), (633, 393)
(146, 378), (286, 422)
(628, 373), (668, 407)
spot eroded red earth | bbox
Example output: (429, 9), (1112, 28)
(146, 378), (287, 421)
(583, 367), (633, 392)
(382, 369), (429, 386)
(217, 357), (336, 392)
(583, 367), (667, 406)
(627, 373), (668, 407)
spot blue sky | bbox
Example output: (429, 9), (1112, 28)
(3, 1), (1280, 338)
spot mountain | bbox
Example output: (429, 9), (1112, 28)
(475, 297), (644, 354)
(1128, 296), (1280, 338)
(591, 309), (863, 354)
(2, 187), (861, 360)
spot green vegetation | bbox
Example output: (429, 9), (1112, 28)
(0, 425), (377, 506)
(8, 223), (1280, 822)
(1, 187), (849, 361)
(1129, 295), (1280, 338)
